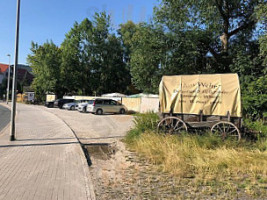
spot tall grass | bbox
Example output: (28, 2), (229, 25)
(125, 113), (267, 183)
(129, 132), (267, 179)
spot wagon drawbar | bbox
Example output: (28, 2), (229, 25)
(157, 74), (242, 141)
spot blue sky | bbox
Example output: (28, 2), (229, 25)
(0, 0), (159, 65)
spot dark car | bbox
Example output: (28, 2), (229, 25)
(54, 98), (74, 109)
(45, 101), (55, 108)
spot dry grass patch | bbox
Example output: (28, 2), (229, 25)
(124, 113), (267, 198)
(128, 133), (267, 178)
(125, 131), (267, 198)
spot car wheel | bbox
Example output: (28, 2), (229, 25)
(96, 109), (103, 115)
(71, 106), (75, 110)
(120, 108), (126, 114)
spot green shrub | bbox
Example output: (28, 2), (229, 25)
(244, 119), (267, 138)
(133, 112), (159, 132)
(242, 75), (267, 120)
(125, 112), (159, 143)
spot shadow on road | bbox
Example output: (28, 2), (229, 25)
(15, 137), (75, 142)
(0, 141), (79, 148)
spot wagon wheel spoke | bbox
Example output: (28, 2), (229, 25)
(174, 123), (184, 131)
(173, 121), (182, 130)
(226, 124), (231, 132)
(227, 128), (239, 136)
(157, 117), (187, 134)
(223, 123), (226, 133)
(211, 122), (241, 141)
(228, 128), (238, 134)
(173, 121), (179, 129)
(176, 125), (184, 131)
(212, 124), (223, 135)
(217, 125), (223, 133)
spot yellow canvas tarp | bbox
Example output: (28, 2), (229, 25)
(159, 74), (242, 117)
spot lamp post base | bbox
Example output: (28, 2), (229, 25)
(10, 135), (15, 141)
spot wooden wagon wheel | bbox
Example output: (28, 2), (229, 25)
(211, 121), (241, 141)
(157, 116), (188, 134)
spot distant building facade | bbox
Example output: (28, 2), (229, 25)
(0, 63), (9, 85)
(0, 63), (34, 89)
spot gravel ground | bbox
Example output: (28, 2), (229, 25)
(87, 140), (266, 200)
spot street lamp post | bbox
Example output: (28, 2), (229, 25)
(10, 0), (21, 141)
(6, 54), (11, 104)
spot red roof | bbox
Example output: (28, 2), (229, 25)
(0, 63), (9, 73)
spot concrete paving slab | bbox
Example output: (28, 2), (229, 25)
(0, 103), (95, 200)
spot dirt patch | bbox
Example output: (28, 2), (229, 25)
(85, 140), (263, 200)
(85, 143), (118, 160)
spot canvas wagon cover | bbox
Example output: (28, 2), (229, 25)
(159, 74), (242, 117)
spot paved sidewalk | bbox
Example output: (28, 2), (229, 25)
(0, 103), (95, 200)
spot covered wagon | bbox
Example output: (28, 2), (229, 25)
(158, 74), (242, 140)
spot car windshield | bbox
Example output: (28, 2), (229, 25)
(88, 100), (94, 104)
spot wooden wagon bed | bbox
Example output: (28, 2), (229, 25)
(157, 74), (242, 141)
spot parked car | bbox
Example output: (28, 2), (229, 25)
(54, 98), (74, 109)
(63, 99), (90, 110)
(45, 101), (54, 108)
(86, 98), (127, 115)
(77, 100), (94, 112)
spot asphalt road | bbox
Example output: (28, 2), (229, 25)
(42, 107), (134, 144)
(0, 104), (10, 133)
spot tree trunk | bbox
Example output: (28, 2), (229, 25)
(220, 32), (228, 52)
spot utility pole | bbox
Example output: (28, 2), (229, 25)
(6, 54), (11, 104)
(10, 0), (21, 141)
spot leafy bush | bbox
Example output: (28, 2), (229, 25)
(244, 119), (267, 151)
(242, 75), (267, 120)
(244, 119), (267, 136)
(125, 112), (159, 143)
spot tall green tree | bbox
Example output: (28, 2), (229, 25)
(91, 13), (130, 94)
(118, 21), (138, 64)
(61, 19), (94, 95)
(118, 21), (141, 94)
(119, 22), (215, 93)
(127, 23), (167, 93)
(255, 1), (267, 66)
(27, 41), (62, 101)
(155, 0), (262, 72)
(60, 13), (131, 95)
